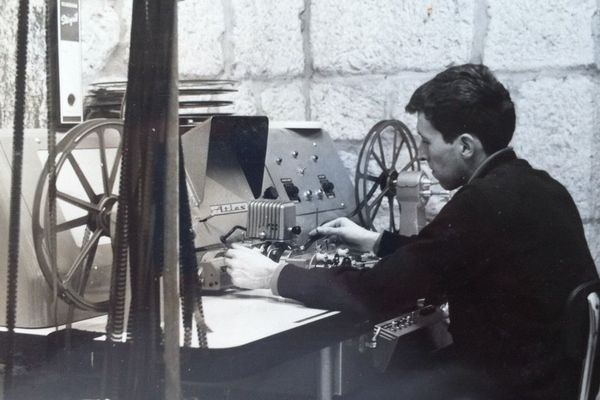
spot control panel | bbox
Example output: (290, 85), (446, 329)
(367, 305), (446, 371)
(262, 122), (357, 242)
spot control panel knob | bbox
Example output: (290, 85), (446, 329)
(263, 186), (279, 199)
(288, 185), (299, 197)
(291, 151), (299, 158)
(322, 180), (335, 192)
(289, 226), (302, 235)
(311, 155), (319, 162)
(283, 182), (300, 202)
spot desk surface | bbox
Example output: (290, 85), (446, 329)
(4, 289), (339, 349)
(1, 289), (368, 383)
(200, 289), (338, 348)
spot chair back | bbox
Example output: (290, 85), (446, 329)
(565, 280), (600, 400)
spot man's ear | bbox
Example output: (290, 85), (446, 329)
(456, 133), (482, 159)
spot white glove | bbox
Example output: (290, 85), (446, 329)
(309, 217), (380, 253)
(223, 243), (278, 289)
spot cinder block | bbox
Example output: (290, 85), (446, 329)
(179, 0), (225, 77)
(583, 223), (600, 271)
(485, 0), (596, 69)
(390, 74), (435, 135)
(83, 0), (226, 83)
(595, 11), (600, 68)
(333, 139), (363, 182)
(232, 0), (304, 77)
(311, 0), (473, 74)
(310, 78), (387, 141)
(590, 86), (600, 221)
(233, 81), (259, 115)
(0, 2), (47, 129)
(261, 81), (306, 121)
(25, 4), (47, 129)
(511, 75), (597, 219)
(81, 1), (121, 88)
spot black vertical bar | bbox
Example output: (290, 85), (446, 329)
(119, 0), (179, 399)
(4, 0), (30, 397)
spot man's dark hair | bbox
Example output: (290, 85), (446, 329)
(405, 64), (516, 154)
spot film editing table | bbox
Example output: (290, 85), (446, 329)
(5, 289), (369, 400)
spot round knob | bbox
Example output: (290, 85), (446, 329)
(291, 151), (298, 158)
(311, 155), (319, 162)
(288, 185), (299, 197)
(322, 180), (334, 192)
(263, 186), (279, 199)
(289, 226), (302, 235)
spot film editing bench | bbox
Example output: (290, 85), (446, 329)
(0, 116), (449, 399)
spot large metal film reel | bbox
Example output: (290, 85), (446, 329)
(32, 119), (123, 311)
(354, 120), (420, 231)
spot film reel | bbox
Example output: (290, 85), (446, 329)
(32, 119), (123, 311)
(354, 120), (420, 231)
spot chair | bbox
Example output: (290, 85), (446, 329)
(565, 280), (600, 400)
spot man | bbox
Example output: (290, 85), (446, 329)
(224, 64), (598, 399)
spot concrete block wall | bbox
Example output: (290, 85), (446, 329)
(0, 0), (46, 129)
(1, 0), (599, 264)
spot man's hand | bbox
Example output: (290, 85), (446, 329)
(223, 243), (278, 289)
(309, 217), (380, 253)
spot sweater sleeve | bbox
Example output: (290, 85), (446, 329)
(276, 186), (491, 321)
(375, 231), (419, 257)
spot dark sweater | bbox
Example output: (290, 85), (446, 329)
(277, 149), (598, 399)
